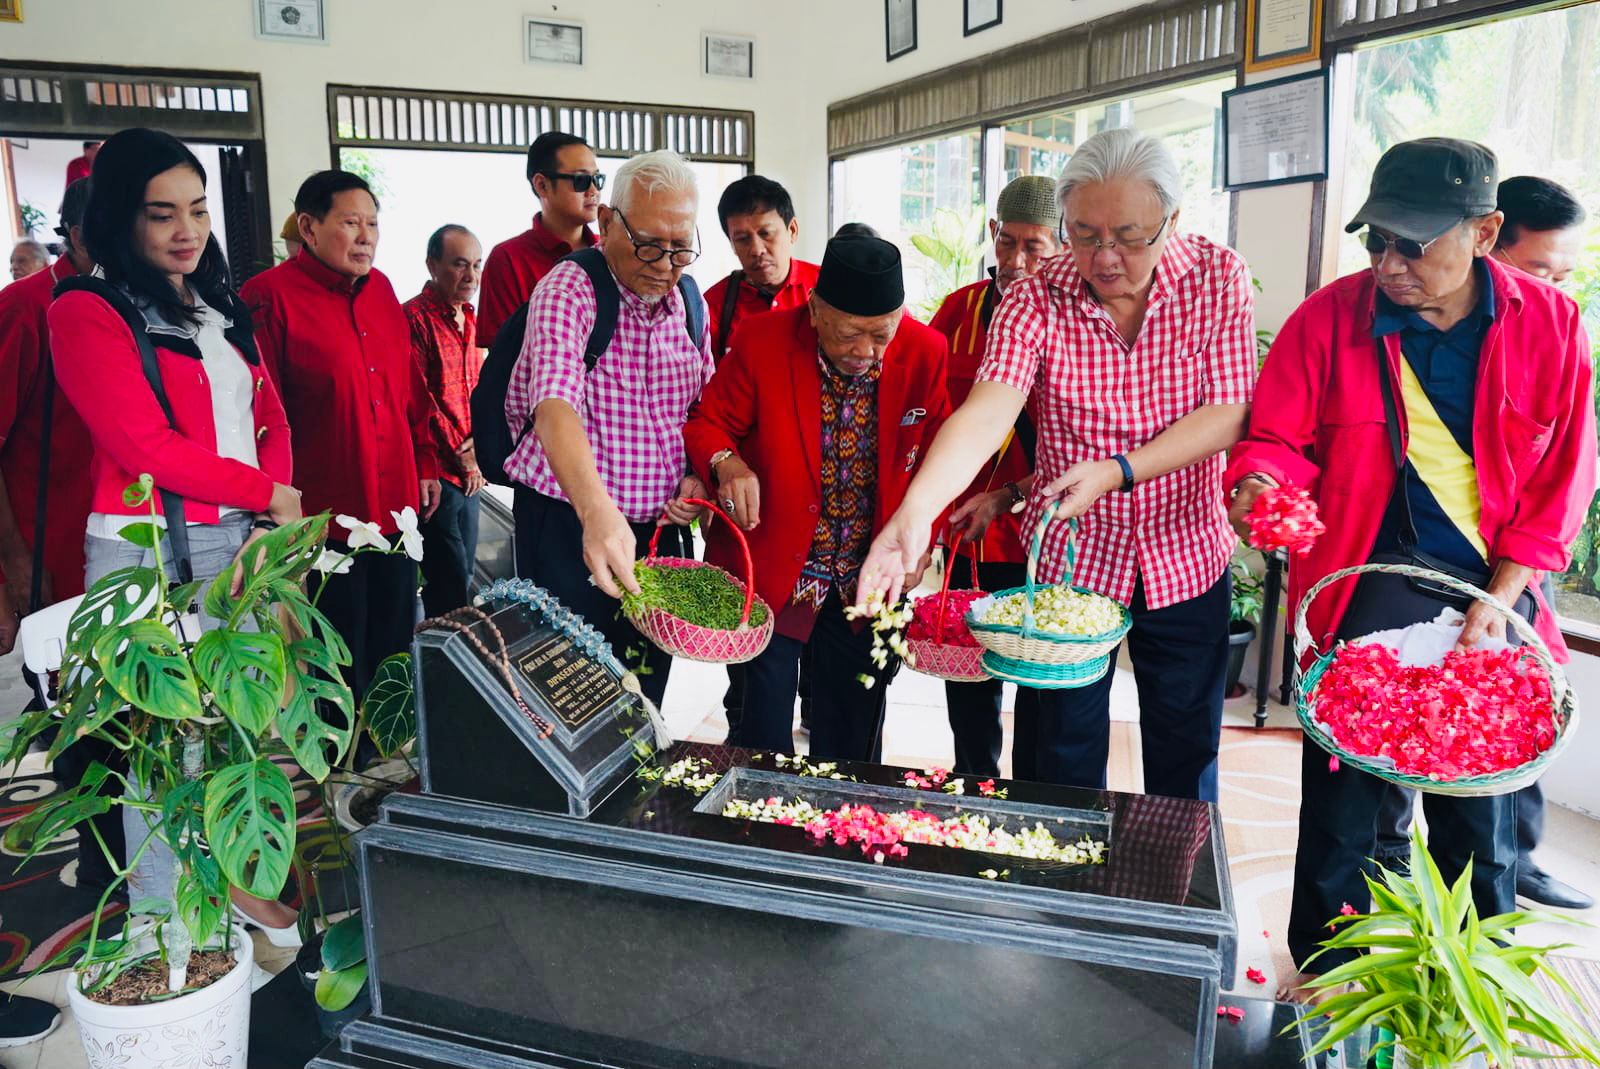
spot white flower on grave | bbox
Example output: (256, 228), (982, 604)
(336, 514), (391, 552)
(391, 506), (424, 562)
(313, 548), (354, 575)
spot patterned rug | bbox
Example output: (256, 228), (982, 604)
(0, 756), (361, 979)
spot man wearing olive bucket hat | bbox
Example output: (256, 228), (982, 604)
(1226, 137), (1597, 999)
(683, 233), (951, 761)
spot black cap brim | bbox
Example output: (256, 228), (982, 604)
(1344, 196), (1466, 243)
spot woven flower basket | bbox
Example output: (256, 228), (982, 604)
(624, 498), (774, 665)
(1294, 562), (1578, 797)
(907, 540), (989, 683)
(965, 502), (1131, 689)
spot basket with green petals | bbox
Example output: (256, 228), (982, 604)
(965, 501), (1131, 689)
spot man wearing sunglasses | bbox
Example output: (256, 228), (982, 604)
(478, 131), (602, 346)
(1226, 138), (1597, 999)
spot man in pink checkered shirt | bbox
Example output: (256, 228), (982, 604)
(504, 150), (713, 704)
(860, 128), (1257, 803)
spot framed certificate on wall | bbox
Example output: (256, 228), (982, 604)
(1245, 0), (1321, 72)
(256, 0), (326, 43)
(703, 33), (754, 79)
(525, 18), (584, 67)
(886, 0), (917, 61)
(1222, 69), (1329, 190)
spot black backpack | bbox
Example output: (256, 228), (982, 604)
(472, 247), (706, 487)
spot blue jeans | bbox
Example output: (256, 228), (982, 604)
(419, 481), (480, 616)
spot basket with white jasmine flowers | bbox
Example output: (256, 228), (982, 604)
(966, 502), (1130, 688)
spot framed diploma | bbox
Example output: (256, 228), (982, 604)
(703, 33), (755, 79)
(885, 0), (917, 62)
(255, 0), (326, 43)
(964, 0), (1001, 36)
(1245, 0), (1321, 72)
(1222, 69), (1329, 191)
(525, 18), (584, 67)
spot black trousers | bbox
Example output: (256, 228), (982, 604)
(735, 588), (898, 761)
(1027, 571), (1230, 801)
(418, 481), (480, 618)
(942, 558), (1037, 779)
(724, 646), (812, 743)
(313, 549), (420, 706)
(1288, 565), (1518, 970)
(513, 488), (687, 708)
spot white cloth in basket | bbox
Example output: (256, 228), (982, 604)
(1353, 607), (1512, 669)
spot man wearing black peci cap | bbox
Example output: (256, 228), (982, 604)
(1228, 137), (1597, 997)
(684, 235), (952, 761)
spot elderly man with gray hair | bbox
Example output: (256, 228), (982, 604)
(860, 127), (1257, 801)
(504, 149), (713, 705)
(9, 239), (49, 282)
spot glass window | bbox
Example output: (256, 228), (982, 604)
(1331, 2), (1600, 632)
(830, 130), (984, 317)
(998, 75), (1234, 247)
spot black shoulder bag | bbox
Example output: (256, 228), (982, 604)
(54, 277), (195, 584)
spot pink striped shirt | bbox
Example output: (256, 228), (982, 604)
(978, 232), (1256, 610)
(504, 258), (713, 522)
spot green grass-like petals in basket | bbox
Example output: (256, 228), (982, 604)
(965, 501), (1131, 689)
(1293, 562), (1578, 797)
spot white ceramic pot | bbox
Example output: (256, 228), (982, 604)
(66, 922), (254, 1068)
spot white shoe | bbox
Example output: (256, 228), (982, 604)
(231, 902), (303, 948)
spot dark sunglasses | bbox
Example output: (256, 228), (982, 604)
(542, 171), (605, 193)
(1361, 229), (1441, 260)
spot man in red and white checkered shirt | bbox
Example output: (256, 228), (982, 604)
(504, 150), (714, 705)
(860, 128), (1256, 802)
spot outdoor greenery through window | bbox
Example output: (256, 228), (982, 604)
(1333, 1), (1600, 632)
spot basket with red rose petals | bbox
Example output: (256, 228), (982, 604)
(1293, 562), (1578, 797)
(906, 539), (990, 683)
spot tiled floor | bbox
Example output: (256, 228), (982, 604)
(5, 648), (1599, 1067)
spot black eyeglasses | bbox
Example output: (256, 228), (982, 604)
(1361, 229), (1441, 260)
(541, 171), (605, 193)
(612, 208), (701, 267)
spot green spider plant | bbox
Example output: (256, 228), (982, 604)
(1299, 822), (1600, 1068)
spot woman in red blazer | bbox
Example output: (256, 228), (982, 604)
(684, 235), (949, 761)
(46, 127), (303, 946)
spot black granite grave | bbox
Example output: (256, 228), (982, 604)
(323, 592), (1316, 1069)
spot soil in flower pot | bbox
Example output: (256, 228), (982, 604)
(295, 931), (371, 1040)
(1224, 619), (1256, 696)
(87, 947), (236, 1005)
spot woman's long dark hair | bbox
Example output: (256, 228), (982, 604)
(81, 127), (235, 326)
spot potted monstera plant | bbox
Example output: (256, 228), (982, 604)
(1, 476), (406, 1066)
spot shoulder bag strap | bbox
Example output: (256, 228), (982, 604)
(1374, 335), (1419, 556)
(714, 270), (743, 360)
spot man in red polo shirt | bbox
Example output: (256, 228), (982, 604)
(405, 224), (483, 616)
(704, 175), (820, 363)
(242, 170), (440, 705)
(64, 140), (99, 189)
(927, 174), (1060, 779)
(0, 179), (94, 652)
(477, 132), (601, 346)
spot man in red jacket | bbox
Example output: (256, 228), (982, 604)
(685, 234), (950, 761)
(703, 175), (820, 363)
(928, 174), (1059, 778)
(242, 170), (441, 706)
(1226, 139), (1596, 996)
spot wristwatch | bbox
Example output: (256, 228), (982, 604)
(1002, 481), (1026, 509)
(708, 449), (737, 483)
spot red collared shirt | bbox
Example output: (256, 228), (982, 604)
(0, 257), (94, 600)
(704, 259), (821, 363)
(979, 232), (1257, 610)
(242, 250), (439, 536)
(478, 213), (598, 346)
(66, 155), (91, 188)
(403, 285), (479, 489)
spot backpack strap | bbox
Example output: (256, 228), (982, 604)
(53, 276), (194, 584)
(678, 272), (706, 350)
(713, 270), (743, 360)
(567, 247), (619, 373)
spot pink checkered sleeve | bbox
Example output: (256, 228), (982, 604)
(976, 279), (1050, 397)
(1203, 250), (1258, 407)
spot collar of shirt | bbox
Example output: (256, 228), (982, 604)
(814, 348), (882, 393)
(292, 246), (368, 296)
(137, 289), (231, 340)
(530, 212), (597, 256)
(1051, 230), (1201, 315)
(48, 256), (75, 287)
(1372, 257), (1497, 339)
(416, 282), (474, 321)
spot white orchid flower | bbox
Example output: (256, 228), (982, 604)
(336, 514), (391, 552)
(391, 506), (424, 562)
(313, 548), (354, 575)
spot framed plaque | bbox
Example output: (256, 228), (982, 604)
(1245, 0), (1321, 72)
(255, 0), (326, 43)
(1222, 69), (1329, 191)
(525, 17), (584, 67)
(885, 0), (917, 61)
(964, 0), (1001, 36)
(0, 0), (21, 24)
(703, 33), (754, 79)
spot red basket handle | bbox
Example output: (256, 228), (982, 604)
(933, 533), (982, 645)
(647, 497), (757, 628)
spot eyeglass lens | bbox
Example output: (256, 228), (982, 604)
(1363, 230), (1427, 259)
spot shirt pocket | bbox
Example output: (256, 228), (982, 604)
(1498, 401), (1556, 473)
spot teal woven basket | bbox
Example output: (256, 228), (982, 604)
(964, 501), (1131, 690)
(1293, 562), (1578, 798)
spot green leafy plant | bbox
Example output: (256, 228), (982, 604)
(1230, 551), (1264, 626)
(1, 475), (405, 1000)
(908, 208), (986, 320)
(1298, 823), (1600, 1068)
(18, 200), (46, 238)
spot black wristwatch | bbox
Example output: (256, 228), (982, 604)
(1111, 454), (1135, 493)
(251, 517), (279, 532)
(1002, 481), (1025, 508)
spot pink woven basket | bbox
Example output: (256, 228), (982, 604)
(906, 538), (989, 683)
(624, 498), (774, 665)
